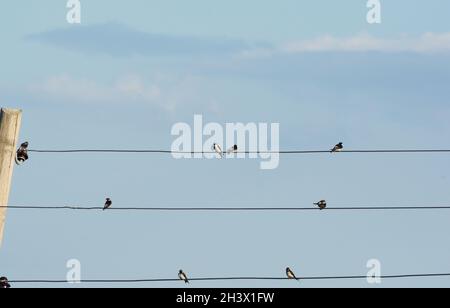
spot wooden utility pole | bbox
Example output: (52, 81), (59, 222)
(0, 108), (22, 247)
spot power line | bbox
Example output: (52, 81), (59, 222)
(2, 205), (450, 211)
(27, 149), (450, 155)
(9, 273), (450, 284)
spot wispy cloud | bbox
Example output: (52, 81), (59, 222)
(27, 74), (222, 113)
(27, 23), (450, 59)
(29, 74), (165, 107)
(27, 22), (267, 57)
(281, 33), (450, 54)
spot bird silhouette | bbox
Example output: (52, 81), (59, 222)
(331, 142), (344, 153)
(286, 268), (299, 281)
(227, 144), (238, 154)
(0, 277), (11, 288)
(15, 142), (29, 165)
(103, 198), (112, 211)
(179, 270), (189, 284)
(213, 143), (223, 158)
(314, 200), (327, 210)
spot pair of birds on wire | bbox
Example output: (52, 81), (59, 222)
(102, 199), (328, 210)
(177, 268), (300, 284)
(212, 144), (238, 158)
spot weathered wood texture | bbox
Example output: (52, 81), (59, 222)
(0, 109), (22, 247)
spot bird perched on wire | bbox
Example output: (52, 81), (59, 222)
(314, 200), (327, 210)
(330, 142), (344, 153)
(103, 198), (112, 211)
(227, 144), (238, 155)
(286, 268), (299, 281)
(15, 142), (29, 165)
(179, 270), (189, 284)
(212, 143), (223, 158)
(0, 277), (11, 288)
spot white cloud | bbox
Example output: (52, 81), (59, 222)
(281, 33), (450, 53)
(234, 48), (275, 59)
(114, 75), (161, 102)
(28, 74), (168, 108)
(28, 74), (222, 114)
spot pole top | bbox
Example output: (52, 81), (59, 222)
(0, 108), (22, 115)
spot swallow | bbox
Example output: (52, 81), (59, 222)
(15, 142), (29, 165)
(103, 198), (112, 211)
(330, 142), (343, 153)
(0, 276), (11, 289)
(213, 143), (223, 158)
(314, 200), (327, 210)
(227, 145), (238, 155)
(179, 270), (189, 284)
(286, 268), (299, 281)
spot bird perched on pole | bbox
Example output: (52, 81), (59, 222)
(212, 143), (223, 158)
(286, 268), (299, 281)
(103, 198), (112, 211)
(314, 200), (327, 210)
(179, 270), (189, 284)
(0, 277), (11, 288)
(15, 142), (29, 165)
(330, 142), (344, 153)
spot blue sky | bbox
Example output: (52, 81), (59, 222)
(1, 0), (450, 288)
